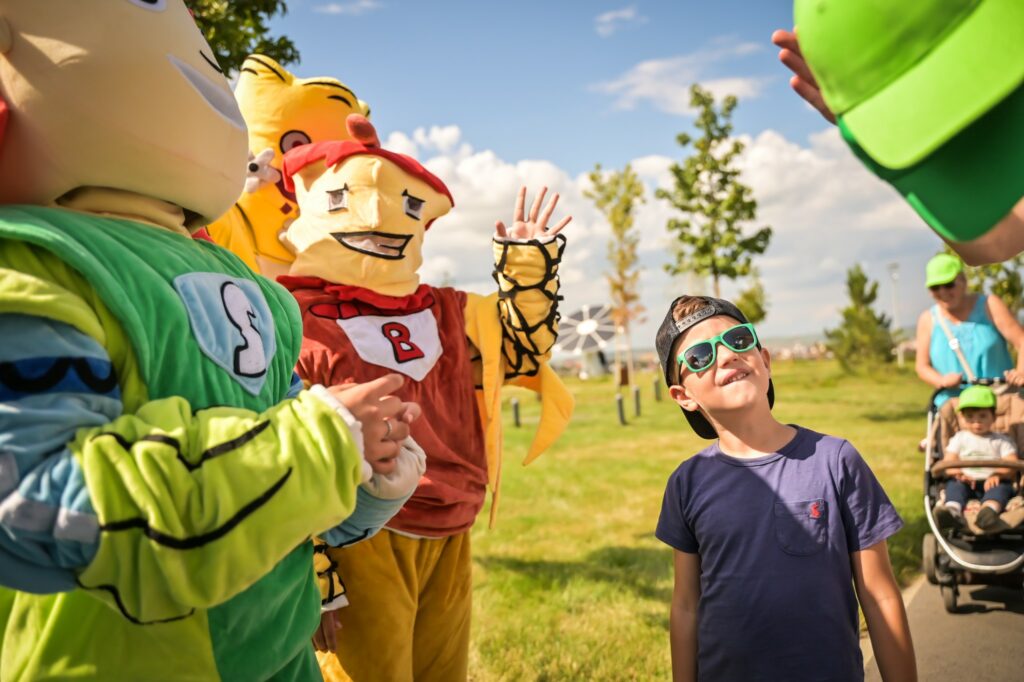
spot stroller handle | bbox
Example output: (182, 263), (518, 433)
(928, 377), (1008, 411)
(931, 458), (1024, 477)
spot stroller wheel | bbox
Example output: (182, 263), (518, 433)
(923, 533), (938, 585)
(941, 584), (959, 614)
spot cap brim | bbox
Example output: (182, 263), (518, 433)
(842, 0), (1024, 169)
(925, 272), (959, 287)
(840, 82), (1024, 243)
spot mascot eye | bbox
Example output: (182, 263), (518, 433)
(327, 185), (349, 212)
(126, 0), (167, 10)
(403, 190), (425, 220)
(280, 130), (312, 154)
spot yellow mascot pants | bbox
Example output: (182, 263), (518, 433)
(316, 529), (472, 682)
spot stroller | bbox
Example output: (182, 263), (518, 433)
(921, 379), (1024, 613)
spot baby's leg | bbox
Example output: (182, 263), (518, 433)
(943, 479), (970, 512)
(975, 481), (1015, 531)
(980, 481), (1014, 513)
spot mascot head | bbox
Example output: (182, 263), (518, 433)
(0, 0), (247, 229)
(231, 54), (371, 264)
(283, 115), (453, 297)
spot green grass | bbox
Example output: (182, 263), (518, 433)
(468, 360), (933, 681)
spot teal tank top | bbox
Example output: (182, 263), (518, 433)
(929, 296), (1014, 406)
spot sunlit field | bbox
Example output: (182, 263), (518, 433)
(469, 360), (932, 681)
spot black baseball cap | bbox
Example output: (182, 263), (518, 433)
(655, 295), (776, 439)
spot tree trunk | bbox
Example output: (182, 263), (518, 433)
(612, 334), (622, 389)
(713, 274), (721, 298)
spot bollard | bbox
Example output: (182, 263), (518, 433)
(633, 385), (641, 417)
(653, 377), (662, 402)
(511, 397), (521, 428)
(616, 393), (627, 426)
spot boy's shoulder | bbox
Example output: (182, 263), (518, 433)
(669, 427), (855, 479)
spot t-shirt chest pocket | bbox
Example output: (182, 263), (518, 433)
(773, 499), (828, 556)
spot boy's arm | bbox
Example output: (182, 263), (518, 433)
(670, 550), (700, 682)
(851, 540), (917, 682)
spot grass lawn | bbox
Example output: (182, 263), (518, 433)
(468, 360), (933, 681)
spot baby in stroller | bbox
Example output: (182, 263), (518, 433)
(924, 381), (1024, 611)
(935, 385), (1019, 532)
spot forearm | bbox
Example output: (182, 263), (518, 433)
(74, 389), (366, 622)
(862, 593), (916, 682)
(669, 605), (698, 682)
(493, 235), (565, 377)
(915, 360), (946, 388)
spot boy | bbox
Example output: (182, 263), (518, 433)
(935, 385), (1019, 532)
(654, 295), (916, 682)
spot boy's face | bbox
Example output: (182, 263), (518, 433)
(959, 407), (995, 435)
(668, 315), (772, 420)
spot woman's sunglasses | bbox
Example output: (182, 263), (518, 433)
(676, 323), (759, 375)
(928, 281), (957, 292)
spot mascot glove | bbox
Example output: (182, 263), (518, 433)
(244, 148), (282, 194)
(495, 233), (556, 245)
(362, 437), (426, 501)
(307, 384), (372, 483)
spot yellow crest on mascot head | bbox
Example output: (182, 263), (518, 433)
(0, 0), (246, 230)
(207, 54), (370, 273)
(282, 115), (453, 297)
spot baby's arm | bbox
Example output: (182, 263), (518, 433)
(992, 446), (1018, 481)
(943, 434), (964, 479)
(851, 540), (917, 682)
(669, 550), (700, 682)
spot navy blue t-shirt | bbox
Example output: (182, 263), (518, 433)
(656, 426), (903, 682)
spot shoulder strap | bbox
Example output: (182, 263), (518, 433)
(933, 309), (977, 382)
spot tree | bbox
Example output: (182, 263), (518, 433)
(735, 269), (768, 325)
(585, 163), (646, 387)
(190, 1), (299, 76)
(944, 245), (1024, 318)
(657, 84), (772, 298)
(825, 265), (895, 371)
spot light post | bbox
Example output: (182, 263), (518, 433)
(888, 262), (904, 368)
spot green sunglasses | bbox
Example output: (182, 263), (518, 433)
(676, 323), (759, 375)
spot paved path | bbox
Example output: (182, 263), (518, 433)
(864, 576), (1024, 681)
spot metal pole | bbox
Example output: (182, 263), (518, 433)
(511, 397), (521, 428)
(888, 263), (904, 368)
(633, 385), (641, 417)
(616, 393), (627, 426)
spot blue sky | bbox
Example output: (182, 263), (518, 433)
(268, 1), (946, 345)
(275, 1), (818, 175)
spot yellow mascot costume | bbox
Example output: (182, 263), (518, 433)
(278, 115), (574, 681)
(207, 55), (370, 279)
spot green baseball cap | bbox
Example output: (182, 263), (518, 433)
(957, 385), (996, 411)
(838, 83), (1024, 243)
(795, 0), (1024, 169)
(925, 253), (963, 287)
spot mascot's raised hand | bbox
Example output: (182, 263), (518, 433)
(495, 186), (572, 241)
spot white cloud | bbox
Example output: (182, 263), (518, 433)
(592, 39), (766, 116)
(314, 0), (383, 16)
(380, 123), (941, 349)
(595, 5), (647, 38)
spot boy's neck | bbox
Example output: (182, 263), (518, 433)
(711, 405), (797, 458)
